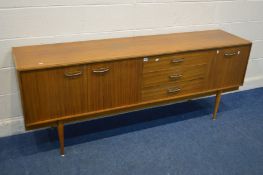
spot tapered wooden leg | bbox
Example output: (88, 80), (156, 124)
(213, 90), (222, 120)
(57, 121), (65, 156)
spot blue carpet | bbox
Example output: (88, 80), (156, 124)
(0, 88), (263, 175)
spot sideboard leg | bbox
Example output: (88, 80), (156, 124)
(57, 121), (65, 156)
(213, 90), (222, 120)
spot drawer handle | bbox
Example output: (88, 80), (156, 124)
(92, 67), (110, 73)
(171, 58), (184, 63)
(64, 71), (82, 77)
(224, 51), (240, 57)
(169, 74), (182, 80)
(167, 87), (181, 93)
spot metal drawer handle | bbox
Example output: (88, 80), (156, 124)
(169, 74), (182, 80)
(224, 51), (240, 57)
(167, 87), (181, 93)
(64, 71), (82, 77)
(92, 67), (110, 73)
(171, 58), (184, 63)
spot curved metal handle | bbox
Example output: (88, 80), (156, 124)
(171, 58), (184, 63)
(169, 74), (182, 80)
(92, 67), (110, 73)
(64, 71), (82, 77)
(167, 87), (181, 93)
(224, 51), (240, 57)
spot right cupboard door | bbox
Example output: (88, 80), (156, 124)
(87, 59), (143, 111)
(210, 45), (251, 89)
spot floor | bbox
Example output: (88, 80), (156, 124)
(0, 88), (263, 175)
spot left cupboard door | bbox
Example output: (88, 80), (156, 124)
(19, 65), (88, 127)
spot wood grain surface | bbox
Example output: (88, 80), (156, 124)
(13, 30), (252, 155)
(13, 30), (251, 71)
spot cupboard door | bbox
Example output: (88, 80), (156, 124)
(210, 46), (251, 89)
(20, 65), (88, 125)
(87, 59), (142, 111)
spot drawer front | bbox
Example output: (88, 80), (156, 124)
(142, 50), (214, 101)
(143, 63), (207, 88)
(20, 65), (88, 125)
(143, 50), (214, 73)
(142, 78), (205, 101)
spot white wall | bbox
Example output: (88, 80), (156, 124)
(0, 0), (262, 137)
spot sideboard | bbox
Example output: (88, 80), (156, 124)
(13, 30), (252, 155)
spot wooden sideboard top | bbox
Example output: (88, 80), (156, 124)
(13, 30), (251, 71)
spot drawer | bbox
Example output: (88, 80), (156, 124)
(142, 78), (204, 101)
(143, 63), (207, 88)
(143, 50), (214, 73)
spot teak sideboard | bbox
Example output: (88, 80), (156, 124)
(13, 30), (252, 155)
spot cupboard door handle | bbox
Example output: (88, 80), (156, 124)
(92, 68), (110, 73)
(171, 58), (184, 63)
(64, 71), (82, 77)
(169, 74), (182, 80)
(167, 87), (181, 93)
(224, 51), (240, 57)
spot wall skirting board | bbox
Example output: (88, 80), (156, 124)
(240, 76), (263, 91)
(1, 76), (262, 138)
(0, 116), (24, 137)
